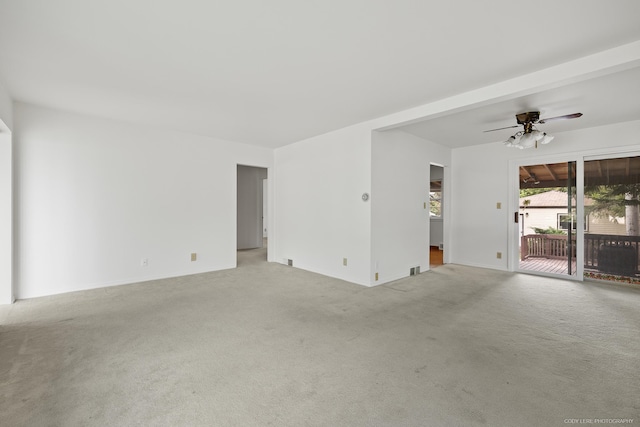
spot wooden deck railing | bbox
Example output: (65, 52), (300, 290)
(521, 233), (640, 275)
(584, 234), (640, 274)
(521, 234), (575, 261)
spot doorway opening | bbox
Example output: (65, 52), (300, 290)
(517, 161), (577, 277)
(430, 164), (444, 268)
(237, 165), (268, 266)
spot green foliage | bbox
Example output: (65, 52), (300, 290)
(584, 184), (640, 218)
(533, 226), (566, 235)
(429, 192), (441, 216)
(519, 187), (564, 197)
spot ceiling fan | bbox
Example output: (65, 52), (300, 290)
(484, 111), (583, 149)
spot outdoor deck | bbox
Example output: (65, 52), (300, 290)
(520, 233), (640, 278)
(519, 257), (578, 276)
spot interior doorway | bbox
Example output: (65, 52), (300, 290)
(237, 165), (268, 263)
(262, 178), (268, 244)
(430, 164), (444, 268)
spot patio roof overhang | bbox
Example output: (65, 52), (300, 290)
(520, 157), (640, 189)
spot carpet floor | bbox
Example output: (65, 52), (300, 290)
(1, 247), (639, 426)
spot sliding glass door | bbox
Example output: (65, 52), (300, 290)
(517, 161), (577, 277)
(583, 155), (640, 285)
(514, 153), (640, 284)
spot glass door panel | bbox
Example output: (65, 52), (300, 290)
(583, 155), (640, 284)
(518, 161), (577, 276)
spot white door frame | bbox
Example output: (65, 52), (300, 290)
(0, 124), (12, 304)
(508, 153), (583, 280)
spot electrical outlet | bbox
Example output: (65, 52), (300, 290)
(141, 258), (148, 267)
(343, 258), (347, 266)
(497, 252), (502, 259)
(496, 202), (502, 209)
(191, 253), (197, 262)
(375, 272), (379, 281)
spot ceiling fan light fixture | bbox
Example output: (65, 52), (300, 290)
(532, 130), (544, 141)
(518, 132), (537, 149)
(540, 133), (554, 144)
(504, 135), (517, 147)
(503, 128), (553, 149)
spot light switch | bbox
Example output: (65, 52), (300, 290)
(496, 202), (502, 209)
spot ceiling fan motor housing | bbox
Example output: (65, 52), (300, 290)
(516, 111), (540, 124)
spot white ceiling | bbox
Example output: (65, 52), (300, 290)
(398, 66), (640, 148)
(0, 0), (639, 148)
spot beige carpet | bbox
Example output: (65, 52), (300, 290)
(1, 247), (639, 426)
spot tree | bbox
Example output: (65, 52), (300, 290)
(585, 184), (640, 236)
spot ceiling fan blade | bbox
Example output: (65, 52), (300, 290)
(483, 125), (519, 133)
(538, 112), (583, 124)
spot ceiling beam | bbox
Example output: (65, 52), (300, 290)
(375, 40), (640, 132)
(520, 166), (534, 180)
(543, 164), (558, 181)
(626, 158), (631, 176)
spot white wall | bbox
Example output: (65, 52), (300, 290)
(273, 125), (452, 287)
(371, 130), (450, 284)
(274, 123), (372, 286)
(10, 42), (639, 298)
(237, 165), (267, 249)
(14, 103), (273, 299)
(451, 120), (640, 271)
